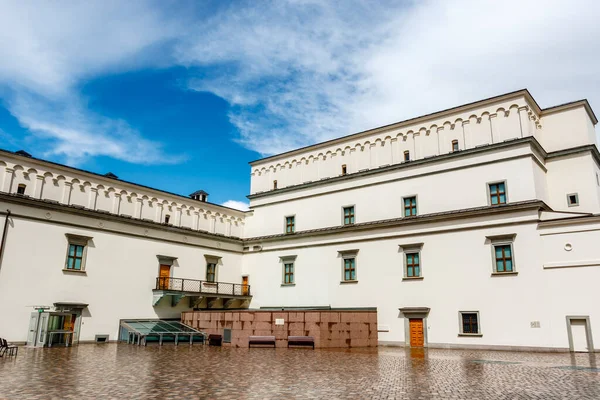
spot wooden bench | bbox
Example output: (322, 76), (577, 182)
(287, 336), (315, 349)
(208, 334), (222, 346)
(248, 335), (276, 348)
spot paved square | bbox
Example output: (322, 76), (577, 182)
(0, 344), (598, 399)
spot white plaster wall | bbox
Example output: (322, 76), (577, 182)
(545, 153), (600, 213)
(0, 213), (243, 342)
(539, 107), (597, 152)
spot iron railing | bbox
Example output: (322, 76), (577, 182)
(155, 277), (251, 297)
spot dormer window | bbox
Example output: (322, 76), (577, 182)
(189, 190), (208, 202)
(16, 184), (26, 195)
(404, 151), (410, 162)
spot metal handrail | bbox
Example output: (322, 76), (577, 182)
(155, 277), (251, 296)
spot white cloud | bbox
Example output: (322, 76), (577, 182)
(0, 1), (184, 165)
(179, 0), (600, 156)
(221, 200), (250, 211)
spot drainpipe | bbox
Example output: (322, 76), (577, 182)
(0, 209), (11, 274)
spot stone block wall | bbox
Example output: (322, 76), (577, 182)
(181, 310), (377, 348)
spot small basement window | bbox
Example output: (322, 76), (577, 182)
(95, 334), (109, 343)
(567, 193), (579, 207)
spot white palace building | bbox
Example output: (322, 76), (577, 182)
(1, 89), (599, 352)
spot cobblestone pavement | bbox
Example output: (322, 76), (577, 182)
(1, 344), (599, 399)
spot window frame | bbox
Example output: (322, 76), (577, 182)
(342, 205), (355, 226)
(64, 234), (92, 273)
(273, 180), (278, 189)
(458, 311), (481, 336)
(487, 181), (508, 206)
(338, 249), (359, 283)
(204, 255), (222, 283)
(567, 193), (579, 207)
(341, 164), (347, 175)
(284, 215), (296, 234)
(487, 234), (517, 275)
(451, 140), (459, 152)
(399, 242), (424, 280)
(16, 184), (26, 195)
(403, 195), (418, 217)
(404, 150), (410, 162)
(279, 255), (297, 286)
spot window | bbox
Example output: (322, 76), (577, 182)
(64, 234), (92, 272)
(342, 164), (347, 175)
(494, 244), (513, 273)
(338, 249), (359, 282)
(460, 312), (480, 335)
(404, 151), (410, 161)
(206, 263), (216, 282)
(399, 242), (424, 279)
(405, 253), (420, 277)
(567, 193), (579, 207)
(164, 214), (171, 224)
(403, 196), (417, 217)
(343, 206), (355, 225)
(16, 184), (26, 195)
(343, 258), (356, 281)
(285, 216), (295, 234)
(284, 262), (294, 284)
(488, 182), (506, 205)
(452, 140), (459, 152)
(204, 255), (221, 283)
(273, 180), (278, 189)
(487, 234), (516, 275)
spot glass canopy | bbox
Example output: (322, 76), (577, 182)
(120, 319), (206, 346)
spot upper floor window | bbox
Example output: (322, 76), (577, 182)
(487, 234), (516, 275)
(206, 263), (216, 282)
(567, 193), (579, 207)
(452, 140), (459, 152)
(403, 196), (417, 217)
(460, 312), (481, 335)
(404, 151), (410, 162)
(16, 184), (26, 195)
(405, 252), (420, 278)
(488, 182), (506, 205)
(338, 249), (359, 283)
(285, 216), (295, 234)
(284, 262), (294, 284)
(273, 180), (278, 189)
(343, 206), (355, 225)
(64, 234), (92, 272)
(164, 214), (171, 224)
(341, 164), (347, 175)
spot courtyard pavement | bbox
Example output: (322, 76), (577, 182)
(0, 344), (599, 399)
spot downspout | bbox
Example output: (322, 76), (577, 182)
(0, 209), (11, 274)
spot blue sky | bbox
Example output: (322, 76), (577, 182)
(1, 0), (600, 210)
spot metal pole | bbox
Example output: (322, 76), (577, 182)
(0, 209), (12, 275)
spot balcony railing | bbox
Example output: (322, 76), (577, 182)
(155, 277), (251, 297)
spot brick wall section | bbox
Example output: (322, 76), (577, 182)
(181, 310), (378, 348)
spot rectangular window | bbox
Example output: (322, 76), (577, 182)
(16, 184), (26, 195)
(460, 312), (480, 334)
(567, 193), (579, 207)
(404, 151), (410, 161)
(403, 196), (417, 217)
(493, 244), (513, 273)
(283, 262), (294, 284)
(273, 180), (278, 189)
(343, 258), (356, 281)
(343, 206), (355, 225)
(488, 182), (506, 205)
(285, 216), (295, 233)
(206, 263), (216, 282)
(405, 252), (420, 277)
(452, 140), (459, 152)
(342, 164), (347, 175)
(66, 244), (85, 270)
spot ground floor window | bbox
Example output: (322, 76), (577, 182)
(460, 312), (480, 335)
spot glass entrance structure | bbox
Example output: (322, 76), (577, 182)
(119, 320), (206, 346)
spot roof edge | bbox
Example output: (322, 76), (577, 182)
(541, 99), (598, 125)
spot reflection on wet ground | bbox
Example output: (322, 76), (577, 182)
(0, 344), (598, 399)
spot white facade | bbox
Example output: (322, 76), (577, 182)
(1, 89), (599, 352)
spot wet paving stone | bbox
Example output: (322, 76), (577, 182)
(0, 344), (599, 399)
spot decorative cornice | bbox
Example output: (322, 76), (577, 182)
(244, 200), (551, 244)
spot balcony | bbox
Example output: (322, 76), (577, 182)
(152, 277), (252, 309)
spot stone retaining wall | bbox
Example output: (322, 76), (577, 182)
(181, 310), (378, 348)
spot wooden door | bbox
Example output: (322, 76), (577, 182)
(409, 318), (424, 347)
(159, 265), (171, 289)
(242, 276), (249, 296)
